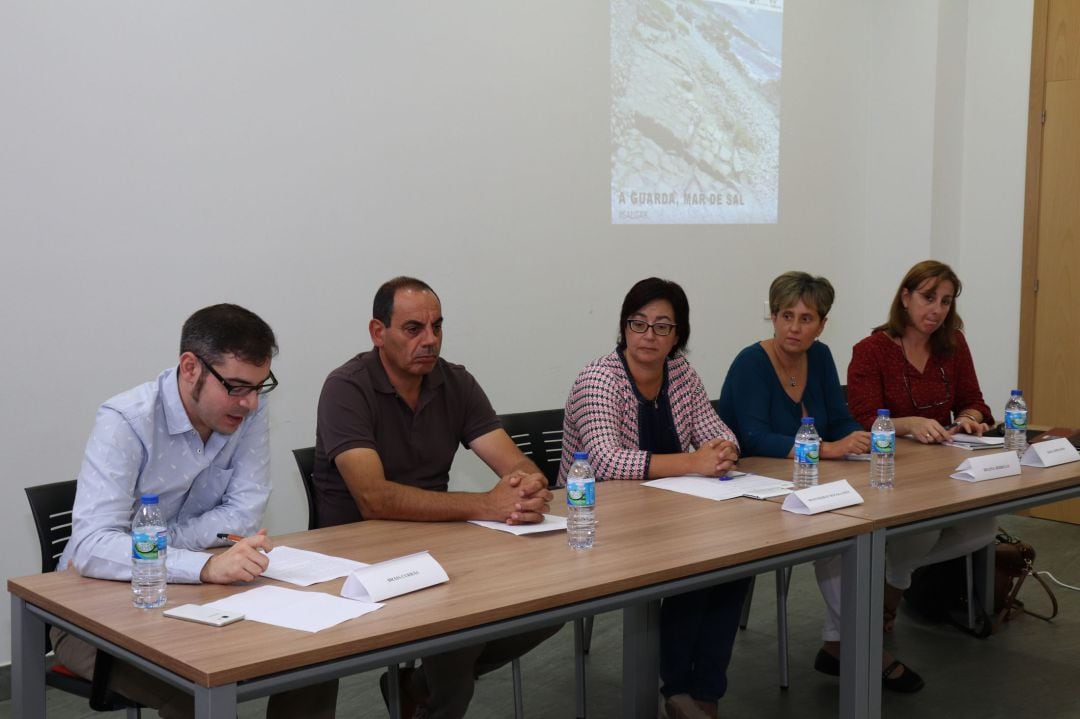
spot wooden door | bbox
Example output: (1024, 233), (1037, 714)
(1020, 0), (1080, 523)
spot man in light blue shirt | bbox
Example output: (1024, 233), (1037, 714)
(53, 303), (337, 719)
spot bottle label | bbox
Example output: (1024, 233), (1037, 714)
(566, 478), (595, 507)
(132, 531), (167, 560)
(1004, 409), (1028, 431)
(871, 431), (895, 454)
(794, 441), (819, 465)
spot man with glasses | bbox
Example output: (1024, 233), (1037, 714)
(55, 303), (337, 719)
(313, 276), (558, 719)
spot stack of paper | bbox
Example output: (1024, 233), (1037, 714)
(945, 434), (1006, 451)
(643, 473), (793, 501)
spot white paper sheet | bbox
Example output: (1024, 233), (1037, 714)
(468, 514), (567, 535)
(204, 585), (381, 633)
(262, 546), (369, 587)
(643, 473), (793, 501)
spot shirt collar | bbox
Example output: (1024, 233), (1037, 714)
(162, 365), (197, 436)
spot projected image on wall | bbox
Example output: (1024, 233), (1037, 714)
(612, 0), (783, 225)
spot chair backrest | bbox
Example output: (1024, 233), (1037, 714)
(292, 447), (318, 530)
(25, 480), (78, 573)
(498, 409), (565, 487)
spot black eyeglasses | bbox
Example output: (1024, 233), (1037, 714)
(626, 319), (677, 337)
(901, 363), (951, 410)
(198, 356), (278, 397)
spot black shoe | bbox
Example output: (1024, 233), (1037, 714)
(813, 648), (840, 677)
(882, 660), (925, 693)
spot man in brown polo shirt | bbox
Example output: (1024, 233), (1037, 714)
(313, 276), (557, 719)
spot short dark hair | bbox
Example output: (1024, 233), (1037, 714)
(180, 304), (278, 365)
(372, 276), (439, 326)
(616, 277), (690, 357)
(876, 260), (964, 355)
(769, 271), (836, 319)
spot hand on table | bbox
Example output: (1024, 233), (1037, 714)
(694, 438), (740, 476)
(491, 471), (552, 525)
(200, 529), (273, 584)
(952, 416), (990, 436)
(907, 417), (952, 444)
(821, 431), (871, 459)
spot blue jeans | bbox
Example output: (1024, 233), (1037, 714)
(659, 577), (750, 703)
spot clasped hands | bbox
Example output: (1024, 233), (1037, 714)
(491, 470), (553, 525)
(694, 438), (740, 477)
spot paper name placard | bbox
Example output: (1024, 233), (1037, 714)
(782, 479), (863, 515)
(950, 450), (1021, 482)
(341, 551), (449, 603)
(1021, 437), (1080, 468)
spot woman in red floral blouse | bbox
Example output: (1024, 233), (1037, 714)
(847, 260), (993, 439)
(846, 259), (997, 668)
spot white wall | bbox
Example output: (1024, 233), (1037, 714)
(0, 0), (1033, 666)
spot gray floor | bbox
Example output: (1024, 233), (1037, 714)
(5, 514), (1080, 718)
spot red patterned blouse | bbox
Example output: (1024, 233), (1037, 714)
(846, 330), (993, 430)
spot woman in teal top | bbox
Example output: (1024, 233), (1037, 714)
(718, 271), (924, 693)
(717, 272), (867, 459)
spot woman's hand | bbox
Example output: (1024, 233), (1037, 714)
(692, 438), (740, 476)
(898, 416), (952, 444)
(952, 414), (990, 436)
(820, 431), (871, 459)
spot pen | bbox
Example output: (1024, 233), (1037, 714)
(719, 475), (734, 481)
(216, 533), (245, 543)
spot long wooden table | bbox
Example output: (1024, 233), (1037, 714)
(9, 482), (872, 718)
(740, 439), (1080, 718)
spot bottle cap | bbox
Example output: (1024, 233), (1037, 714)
(877, 409), (890, 416)
(573, 451), (589, 461)
(1011, 389), (1022, 395)
(139, 494), (159, 505)
(801, 417), (814, 424)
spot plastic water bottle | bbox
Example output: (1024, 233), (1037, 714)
(870, 409), (896, 489)
(793, 417), (820, 489)
(132, 494), (167, 608)
(566, 451), (596, 549)
(1004, 389), (1028, 457)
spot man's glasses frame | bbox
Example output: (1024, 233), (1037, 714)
(626, 319), (677, 337)
(198, 356), (278, 397)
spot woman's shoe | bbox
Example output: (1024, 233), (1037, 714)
(882, 659), (925, 693)
(813, 648), (841, 676)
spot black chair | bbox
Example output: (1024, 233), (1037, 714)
(291, 446), (318, 530)
(499, 408), (566, 487)
(24, 480), (143, 718)
(291, 448), (526, 717)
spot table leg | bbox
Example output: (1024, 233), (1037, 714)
(973, 542), (995, 616)
(839, 532), (873, 719)
(573, 617), (588, 718)
(194, 683), (237, 719)
(11, 596), (46, 719)
(621, 600), (660, 718)
(867, 528), (888, 719)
